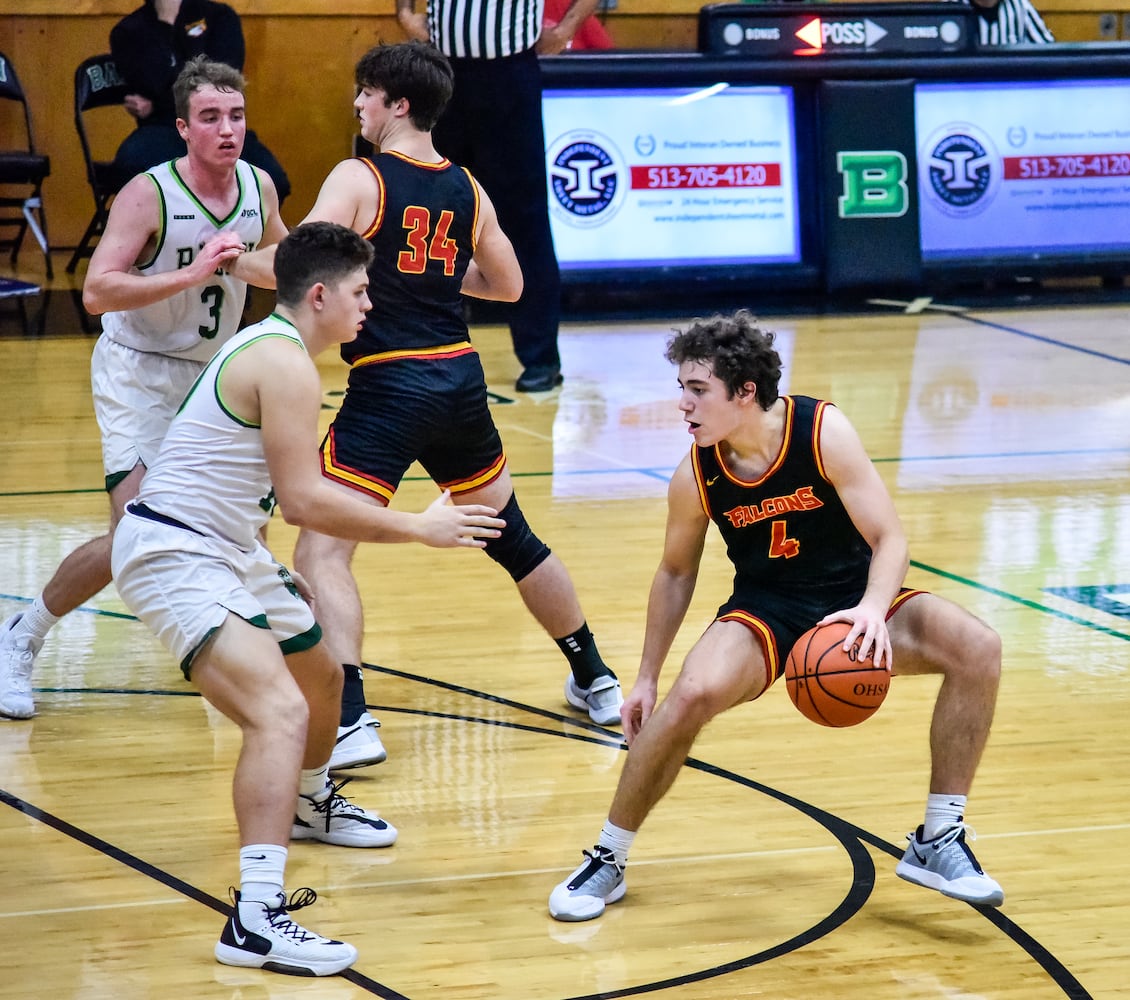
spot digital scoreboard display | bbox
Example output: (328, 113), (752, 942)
(541, 84), (802, 271)
(916, 79), (1130, 261)
(699, 2), (975, 57)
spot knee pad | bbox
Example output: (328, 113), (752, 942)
(482, 493), (551, 582)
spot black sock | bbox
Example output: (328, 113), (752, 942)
(555, 623), (614, 689)
(340, 664), (368, 726)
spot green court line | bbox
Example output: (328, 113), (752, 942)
(911, 560), (1129, 642)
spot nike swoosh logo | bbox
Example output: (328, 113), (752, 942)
(706, 476), (719, 486)
(912, 845), (928, 864)
(231, 918), (247, 946)
(248, 854), (267, 860)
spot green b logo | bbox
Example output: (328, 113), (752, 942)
(837, 151), (908, 218)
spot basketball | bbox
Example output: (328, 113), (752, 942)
(784, 621), (889, 728)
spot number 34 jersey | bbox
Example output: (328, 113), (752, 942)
(342, 152), (479, 364)
(99, 159), (266, 363)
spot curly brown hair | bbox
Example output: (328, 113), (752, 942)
(665, 310), (782, 409)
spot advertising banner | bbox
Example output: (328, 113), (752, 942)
(917, 79), (1130, 259)
(542, 85), (801, 270)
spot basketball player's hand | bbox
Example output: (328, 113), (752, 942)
(288, 568), (316, 608)
(817, 605), (893, 672)
(418, 489), (505, 548)
(191, 231), (247, 282)
(621, 679), (658, 745)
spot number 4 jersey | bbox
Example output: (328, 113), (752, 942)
(99, 159), (266, 362)
(692, 395), (873, 602)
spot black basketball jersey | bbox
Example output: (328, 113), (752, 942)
(342, 152), (479, 364)
(692, 395), (872, 601)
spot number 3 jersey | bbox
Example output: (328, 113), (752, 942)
(99, 159), (266, 363)
(342, 152), (479, 364)
(692, 395), (872, 603)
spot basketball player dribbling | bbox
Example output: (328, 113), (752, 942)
(548, 309), (1005, 921)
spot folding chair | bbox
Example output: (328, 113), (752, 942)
(66, 54), (131, 275)
(0, 50), (52, 278)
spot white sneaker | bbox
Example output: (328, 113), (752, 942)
(214, 888), (358, 976)
(292, 779), (397, 848)
(895, 823), (1005, 907)
(565, 674), (623, 726)
(0, 614), (40, 719)
(329, 711), (387, 770)
(549, 845), (627, 921)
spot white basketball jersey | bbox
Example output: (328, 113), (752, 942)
(136, 314), (304, 551)
(99, 159), (266, 362)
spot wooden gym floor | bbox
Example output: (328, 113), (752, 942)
(0, 261), (1127, 999)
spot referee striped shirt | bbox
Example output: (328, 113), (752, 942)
(428, 0), (547, 59)
(967, 0), (1055, 46)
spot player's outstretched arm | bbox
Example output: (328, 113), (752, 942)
(224, 167), (290, 289)
(241, 339), (504, 547)
(624, 454), (709, 742)
(230, 160), (375, 290)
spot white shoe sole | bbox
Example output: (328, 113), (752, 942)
(548, 878), (627, 922)
(895, 860), (1005, 907)
(214, 941), (358, 976)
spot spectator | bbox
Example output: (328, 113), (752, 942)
(396, 0), (602, 392)
(109, 0), (291, 201)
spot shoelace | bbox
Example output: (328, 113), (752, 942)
(262, 887), (320, 943)
(307, 777), (366, 831)
(583, 845), (623, 875)
(918, 822), (978, 851)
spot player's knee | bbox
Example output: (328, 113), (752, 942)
(969, 622), (1002, 681)
(295, 529), (355, 573)
(665, 673), (726, 730)
(481, 493), (551, 582)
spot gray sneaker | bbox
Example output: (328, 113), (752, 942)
(564, 675), (623, 726)
(895, 823), (1004, 906)
(549, 845), (626, 921)
(0, 614), (40, 719)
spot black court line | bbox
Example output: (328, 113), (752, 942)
(0, 784), (410, 998)
(2, 685), (1095, 1000)
(955, 312), (1130, 366)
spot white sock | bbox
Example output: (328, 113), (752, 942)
(923, 793), (967, 841)
(598, 819), (636, 866)
(17, 596), (59, 642)
(299, 765), (331, 801)
(238, 843), (287, 920)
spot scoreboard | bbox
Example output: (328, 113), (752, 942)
(698, 2), (976, 57)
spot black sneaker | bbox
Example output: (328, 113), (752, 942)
(214, 888), (358, 976)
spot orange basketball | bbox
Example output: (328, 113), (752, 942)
(784, 621), (889, 728)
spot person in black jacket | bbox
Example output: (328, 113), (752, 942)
(109, 0), (290, 201)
